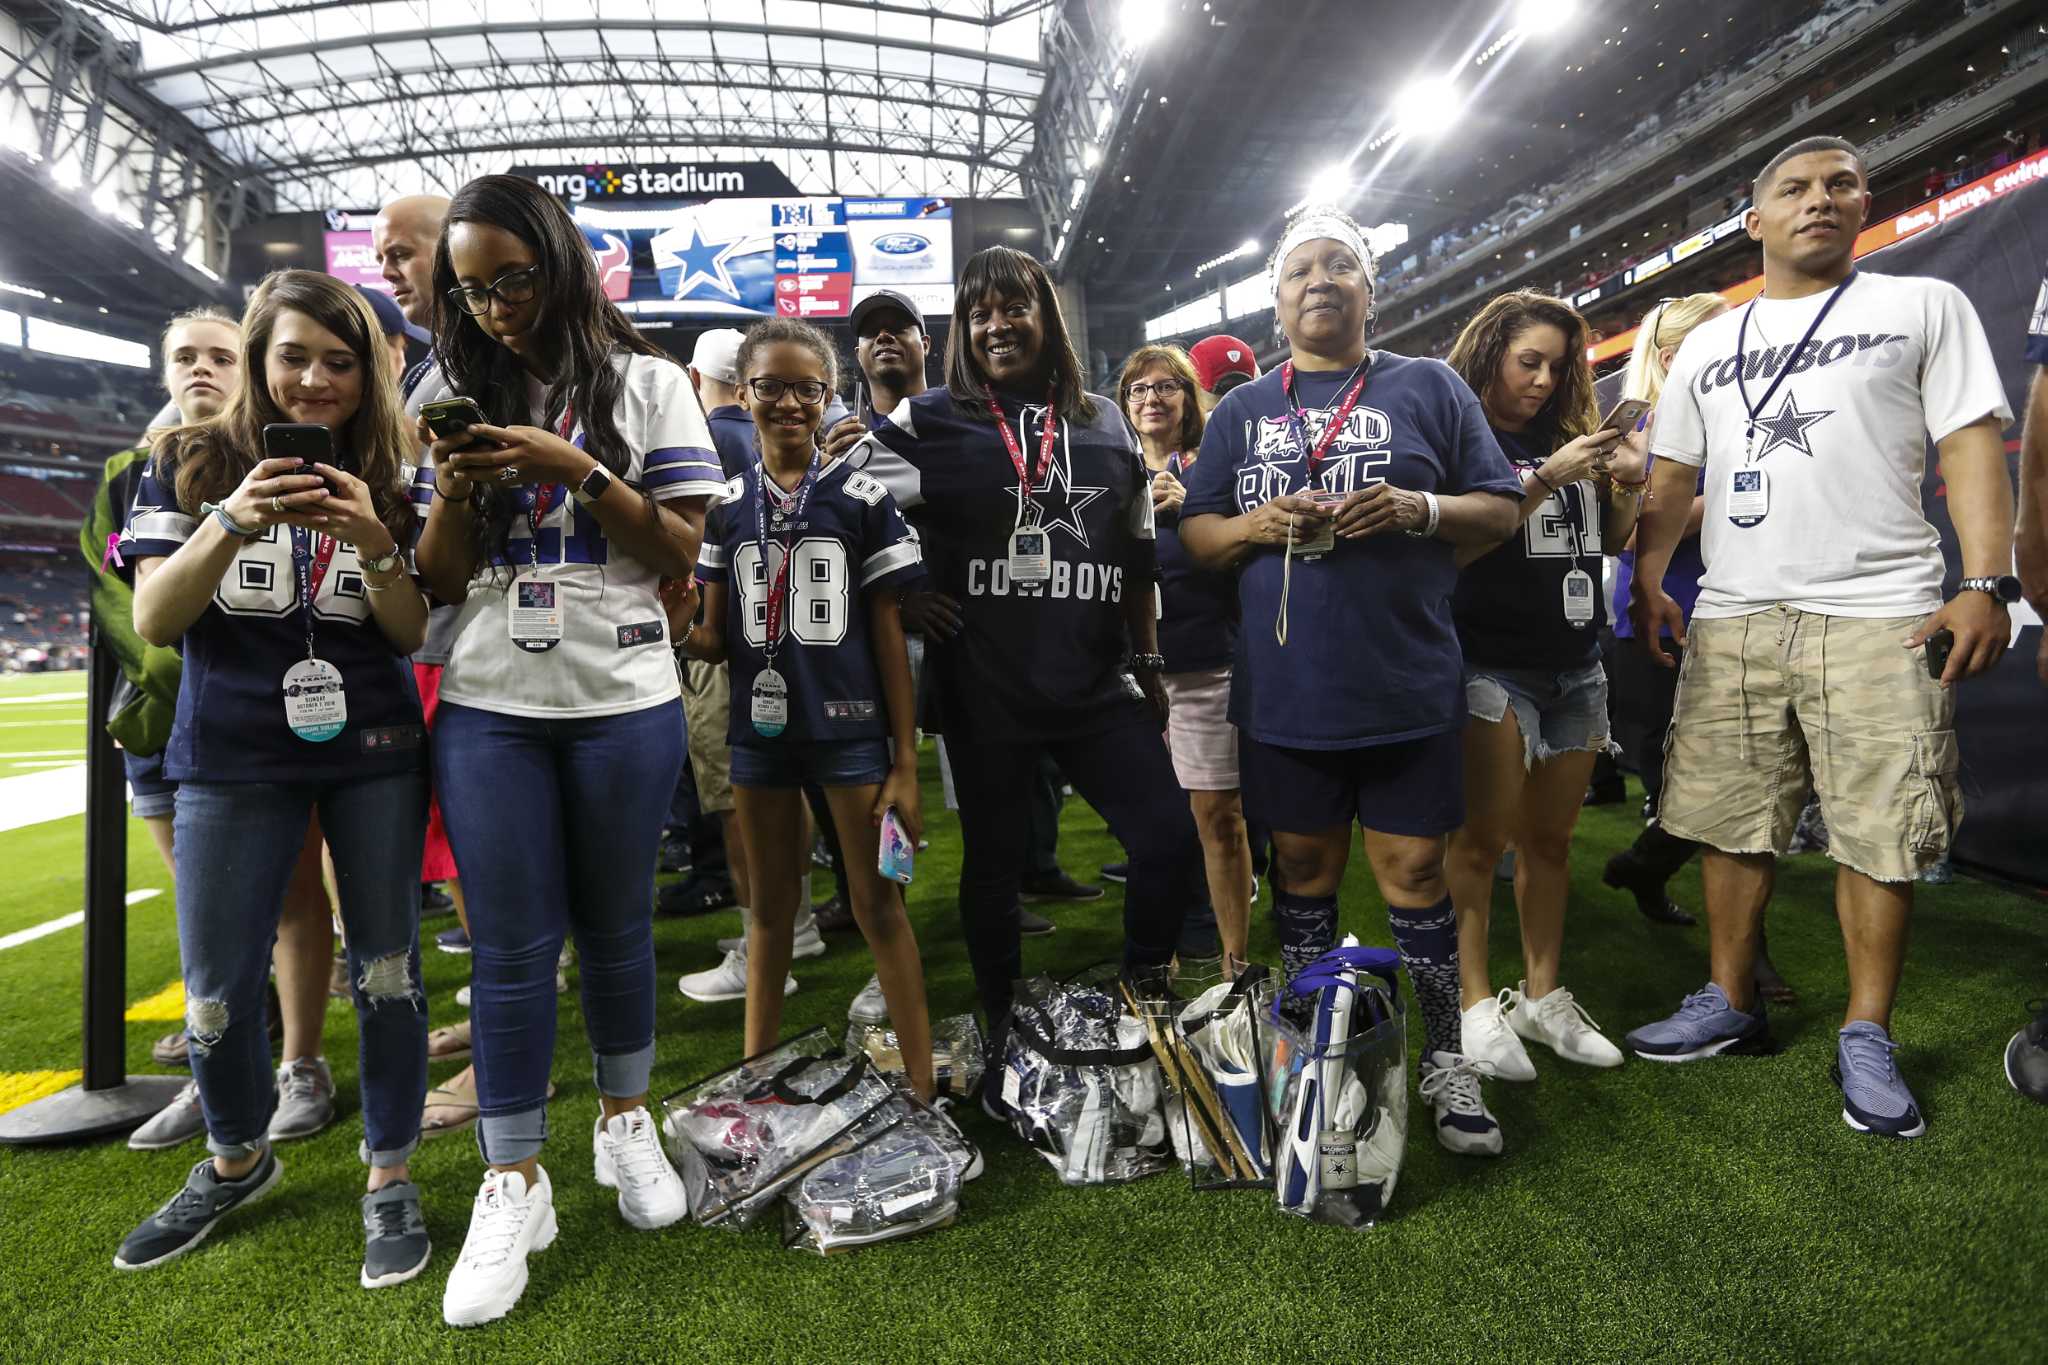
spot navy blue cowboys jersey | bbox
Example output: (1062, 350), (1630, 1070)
(697, 458), (924, 747)
(852, 387), (1156, 744)
(1452, 424), (1605, 670)
(127, 453), (424, 783)
(1181, 353), (1521, 749)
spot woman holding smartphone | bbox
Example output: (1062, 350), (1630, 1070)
(676, 318), (938, 1099)
(1441, 291), (1644, 1082)
(411, 175), (722, 1329)
(118, 270), (433, 1289)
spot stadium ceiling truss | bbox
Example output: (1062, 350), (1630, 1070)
(11, 0), (1131, 264)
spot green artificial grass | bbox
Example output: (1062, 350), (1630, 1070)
(0, 673), (2043, 1361)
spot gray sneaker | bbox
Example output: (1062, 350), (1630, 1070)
(268, 1056), (336, 1141)
(113, 1149), (283, 1270)
(360, 1180), (432, 1289)
(2007, 1000), (2048, 1105)
(128, 1079), (206, 1151)
(1833, 1021), (1926, 1138)
(848, 973), (889, 1026)
(1625, 983), (1772, 1062)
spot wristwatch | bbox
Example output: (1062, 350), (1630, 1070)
(1958, 575), (2021, 603)
(362, 549), (403, 576)
(573, 462), (615, 506)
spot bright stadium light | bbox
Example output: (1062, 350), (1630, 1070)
(1520, 0), (1574, 33)
(1120, 0), (1161, 48)
(1395, 76), (1461, 139)
(1307, 163), (1351, 203)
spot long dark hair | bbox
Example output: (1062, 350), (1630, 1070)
(151, 270), (413, 551)
(1445, 290), (1599, 446)
(943, 247), (1096, 424)
(430, 174), (670, 566)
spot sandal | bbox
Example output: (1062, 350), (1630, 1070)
(427, 1019), (472, 1061)
(421, 1071), (478, 1138)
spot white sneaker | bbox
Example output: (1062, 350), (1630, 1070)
(1507, 981), (1624, 1068)
(848, 973), (889, 1026)
(441, 1166), (557, 1328)
(455, 984), (471, 1009)
(1461, 993), (1537, 1082)
(716, 909), (826, 959)
(678, 947), (795, 1003)
(592, 1106), (689, 1229)
(1419, 1051), (1504, 1157)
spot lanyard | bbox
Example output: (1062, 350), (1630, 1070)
(525, 404), (576, 570)
(1280, 356), (1371, 488)
(1165, 451), (1188, 478)
(755, 452), (821, 665)
(290, 527), (338, 659)
(983, 385), (1059, 524)
(1733, 273), (1853, 463)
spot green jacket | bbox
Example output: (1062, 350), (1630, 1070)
(79, 446), (182, 757)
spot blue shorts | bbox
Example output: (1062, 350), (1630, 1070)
(124, 749), (177, 819)
(730, 737), (891, 790)
(1239, 729), (1463, 837)
(1464, 660), (1612, 769)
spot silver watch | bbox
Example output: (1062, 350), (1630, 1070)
(362, 549), (402, 576)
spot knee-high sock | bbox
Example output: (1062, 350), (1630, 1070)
(1273, 890), (1337, 980)
(1387, 895), (1461, 1056)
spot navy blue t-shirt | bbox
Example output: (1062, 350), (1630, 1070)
(1451, 426), (1604, 670)
(127, 455), (424, 783)
(853, 387), (1156, 744)
(704, 403), (757, 480)
(1155, 453), (1237, 674)
(1181, 354), (1521, 749)
(697, 458), (924, 748)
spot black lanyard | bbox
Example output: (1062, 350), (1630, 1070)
(1733, 272), (1853, 462)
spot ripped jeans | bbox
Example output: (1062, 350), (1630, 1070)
(1464, 660), (1615, 769)
(172, 771), (429, 1166)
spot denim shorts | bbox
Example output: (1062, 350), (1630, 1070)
(731, 737), (892, 790)
(1464, 659), (1613, 769)
(124, 749), (177, 819)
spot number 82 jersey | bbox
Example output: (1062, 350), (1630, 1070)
(697, 458), (925, 747)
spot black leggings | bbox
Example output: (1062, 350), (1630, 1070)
(947, 710), (1202, 1027)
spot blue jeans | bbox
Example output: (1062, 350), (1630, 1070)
(432, 700), (684, 1165)
(173, 770), (429, 1165)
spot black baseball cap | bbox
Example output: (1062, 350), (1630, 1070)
(849, 289), (925, 338)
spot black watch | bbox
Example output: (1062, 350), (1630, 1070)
(1131, 652), (1166, 673)
(573, 462), (615, 506)
(1958, 575), (2020, 604)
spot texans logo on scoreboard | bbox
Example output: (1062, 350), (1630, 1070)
(591, 232), (631, 302)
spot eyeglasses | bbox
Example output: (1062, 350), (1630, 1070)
(446, 266), (542, 317)
(747, 377), (829, 405)
(1125, 379), (1185, 401)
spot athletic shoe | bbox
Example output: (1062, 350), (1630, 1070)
(813, 894), (856, 933)
(421, 883), (456, 915)
(1019, 870), (1104, 903)
(930, 1097), (984, 1181)
(1917, 856), (1954, 885)
(1601, 850), (1698, 926)
(657, 872), (737, 917)
(2004, 1000), (2048, 1104)
(1018, 908), (1055, 937)
(152, 985), (283, 1067)
(849, 973), (889, 1026)
(435, 926), (472, 955)
(1583, 777), (1627, 806)
(1418, 1051), (1503, 1157)
(592, 1107), (689, 1229)
(113, 1148), (283, 1270)
(1099, 861), (1129, 884)
(1460, 994), (1537, 1082)
(1833, 1021), (1926, 1138)
(328, 951), (350, 1000)
(442, 1167), (557, 1328)
(717, 909), (827, 958)
(1626, 983), (1772, 1062)
(811, 833), (835, 869)
(678, 948), (795, 1003)
(128, 1079), (206, 1151)
(267, 1056), (336, 1142)
(455, 984), (471, 1009)
(360, 1180), (431, 1289)
(1506, 982), (1624, 1068)
(657, 829), (693, 875)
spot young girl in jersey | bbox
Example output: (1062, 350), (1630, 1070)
(677, 318), (937, 1099)
(412, 175), (723, 1328)
(119, 270), (433, 1288)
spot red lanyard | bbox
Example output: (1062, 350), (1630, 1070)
(291, 528), (338, 657)
(757, 454), (820, 663)
(1280, 358), (1370, 486)
(525, 405), (575, 566)
(983, 386), (1060, 501)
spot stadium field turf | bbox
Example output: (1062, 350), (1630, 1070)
(0, 671), (2042, 1361)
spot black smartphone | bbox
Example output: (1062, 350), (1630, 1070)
(1925, 628), (1954, 680)
(419, 396), (490, 448)
(262, 423), (350, 494)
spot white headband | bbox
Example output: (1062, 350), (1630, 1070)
(1270, 211), (1375, 302)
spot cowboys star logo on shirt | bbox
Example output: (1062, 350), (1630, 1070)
(1750, 392), (1834, 459)
(1019, 403), (1108, 547)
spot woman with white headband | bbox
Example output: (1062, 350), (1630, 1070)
(1180, 206), (1524, 1158)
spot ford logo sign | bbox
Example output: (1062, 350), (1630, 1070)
(873, 233), (929, 255)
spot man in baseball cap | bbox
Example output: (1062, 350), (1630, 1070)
(687, 328), (751, 476)
(353, 283), (431, 384)
(1187, 334), (1262, 412)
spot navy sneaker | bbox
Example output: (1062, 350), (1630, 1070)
(360, 1180), (432, 1289)
(1418, 1051), (1503, 1156)
(435, 926), (472, 955)
(1833, 1021), (1926, 1138)
(2006, 1001), (2048, 1105)
(1626, 983), (1772, 1062)
(1099, 861), (1129, 884)
(114, 1149), (283, 1270)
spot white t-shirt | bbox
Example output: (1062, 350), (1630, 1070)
(1652, 270), (2011, 618)
(429, 352), (724, 717)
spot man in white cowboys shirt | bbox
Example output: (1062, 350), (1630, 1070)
(1625, 137), (2015, 1140)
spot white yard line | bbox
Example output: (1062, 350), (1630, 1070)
(0, 890), (161, 953)
(0, 763), (88, 833)
(0, 693), (86, 705)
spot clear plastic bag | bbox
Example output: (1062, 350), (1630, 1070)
(997, 974), (1171, 1185)
(845, 1013), (987, 1101)
(1170, 966), (1278, 1188)
(780, 1091), (979, 1254)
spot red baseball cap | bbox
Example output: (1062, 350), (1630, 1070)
(1188, 334), (1261, 393)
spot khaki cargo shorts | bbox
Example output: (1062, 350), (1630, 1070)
(680, 658), (734, 814)
(1659, 606), (1961, 884)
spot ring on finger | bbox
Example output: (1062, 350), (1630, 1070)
(499, 466), (520, 483)
(270, 495), (285, 514)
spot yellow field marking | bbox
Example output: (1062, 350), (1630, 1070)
(0, 1069), (83, 1116)
(125, 980), (186, 1022)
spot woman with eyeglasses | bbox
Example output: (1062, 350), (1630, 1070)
(411, 174), (724, 1328)
(674, 318), (938, 1098)
(1118, 343), (1252, 973)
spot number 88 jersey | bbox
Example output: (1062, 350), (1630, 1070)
(696, 458), (925, 746)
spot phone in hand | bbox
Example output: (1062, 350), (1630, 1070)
(1925, 628), (1955, 680)
(878, 807), (915, 884)
(1596, 397), (1653, 438)
(261, 423), (350, 495)
(419, 397), (491, 449)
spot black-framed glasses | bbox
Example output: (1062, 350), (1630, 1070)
(1126, 378), (1185, 401)
(747, 377), (829, 405)
(447, 266), (542, 317)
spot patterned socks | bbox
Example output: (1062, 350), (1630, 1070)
(1387, 895), (1462, 1057)
(1273, 889), (1338, 981)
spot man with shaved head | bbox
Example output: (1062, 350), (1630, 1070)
(374, 194), (448, 333)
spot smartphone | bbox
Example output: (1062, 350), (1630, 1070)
(261, 423), (348, 494)
(419, 396), (490, 447)
(1925, 628), (1954, 680)
(878, 807), (915, 884)
(1597, 397), (1653, 437)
